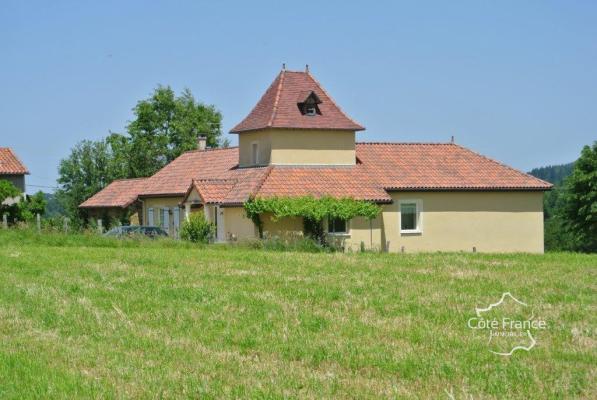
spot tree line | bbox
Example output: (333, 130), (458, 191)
(528, 142), (597, 253)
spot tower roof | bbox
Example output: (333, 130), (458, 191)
(230, 69), (365, 133)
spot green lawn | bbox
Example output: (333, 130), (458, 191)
(0, 230), (595, 399)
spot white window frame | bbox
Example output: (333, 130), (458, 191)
(327, 217), (350, 236)
(399, 199), (423, 234)
(251, 141), (259, 165)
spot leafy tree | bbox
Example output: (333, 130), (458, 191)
(17, 191), (47, 221)
(57, 86), (223, 226)
(558, 142), (597, 252)
(0, 180), (20, 205)
(126, 86), (222, 177)
(56, 139), (122, 226)
(0, 180), (21, 222)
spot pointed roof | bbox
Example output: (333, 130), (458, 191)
(0, 147), (29, 175)
(230, 69), (365, 133)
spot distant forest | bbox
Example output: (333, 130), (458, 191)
(528, 163), (575, 185)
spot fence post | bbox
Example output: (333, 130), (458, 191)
(98, 219), (103, 234)
(36, 213), (41, 231)
(2, 214), (7, 229)
(63, 217), (69, 233)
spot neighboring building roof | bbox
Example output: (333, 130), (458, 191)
(79, 178), (149, 208)
(230, 69), (365, 133)
(80, 142), (551, 209)
(0, 147), (29, 175)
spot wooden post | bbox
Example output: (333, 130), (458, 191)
(98, 219), (103, 234)
(36, 213), (41, 231)
(2, 214), (7, 229)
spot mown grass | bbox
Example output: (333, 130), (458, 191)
(0, 230), (595, 399)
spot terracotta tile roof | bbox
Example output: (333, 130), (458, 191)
(80, 142), (551, 209)
(79, 178), (149, 208)
(356, 143), (552, 190)
(189, 179), (236, 204)
(230, 70), (365, 133)
(256, 166), (392, 202)
(139, 147), (240, 196)
(0, 147), (29, 175)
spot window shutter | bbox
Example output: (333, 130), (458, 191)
(173, 207), (180, 228)
(148, 208), (154, 226)
(163, 208), (170, 232)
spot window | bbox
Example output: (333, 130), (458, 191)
(400, 200), (422, 234)
(297, 91), (322, 116)
(328, 217), (348, 234)
(251, 142), (259, 165)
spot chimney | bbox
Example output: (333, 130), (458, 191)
(197, 135), (207, 151)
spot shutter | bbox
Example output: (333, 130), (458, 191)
(173, 207), (180, 228)
(163, 208), (170, 233)
(148, 208), (154, 226)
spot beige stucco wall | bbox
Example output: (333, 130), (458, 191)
(261, 213), (304, 239)
(270, 129), (356, 165)
(337, 215), (384, 252)
(380, 191), (544, 253)
(238, 128), (356, 166)
(223, 207), (257, 240)
(142, 196), (184, 235)
(238, 130), (272, 167)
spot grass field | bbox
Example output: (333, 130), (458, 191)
(0, 230), (595, 399)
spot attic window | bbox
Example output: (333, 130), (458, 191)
(298, 91), (322, 116)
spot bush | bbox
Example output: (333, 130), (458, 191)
(180, 212), (215, 243)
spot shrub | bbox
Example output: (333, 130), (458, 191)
(180, 212), (215, 243)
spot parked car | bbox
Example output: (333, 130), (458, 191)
(103, 225), (168, 238)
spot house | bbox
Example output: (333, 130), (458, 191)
(81, 67), (552, 252)
(0, 147), (29, 205)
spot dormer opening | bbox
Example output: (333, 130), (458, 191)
(298, 91), (322, 116)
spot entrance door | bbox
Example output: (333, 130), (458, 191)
(215, 206), (225, 242)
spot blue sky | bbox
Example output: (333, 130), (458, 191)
(1, 1), (595, 193)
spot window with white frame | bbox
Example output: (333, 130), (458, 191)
(328, 217), (348, 234)
(251, 142), (259, 165)
(400, 200), (422, 233)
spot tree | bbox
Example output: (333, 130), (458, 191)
(0, 180), (20, 205)
(559, 142), (597, 252)
(0, 180), (21, 222)
(17, 191), (47, 221)
(56, 86), (224, 226)
(126, 86), (222, 177)
(56, 139), (120, 226)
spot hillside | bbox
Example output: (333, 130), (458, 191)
(528, 162), (574, 186)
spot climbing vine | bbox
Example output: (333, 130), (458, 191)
(244, 196), (381, 240)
